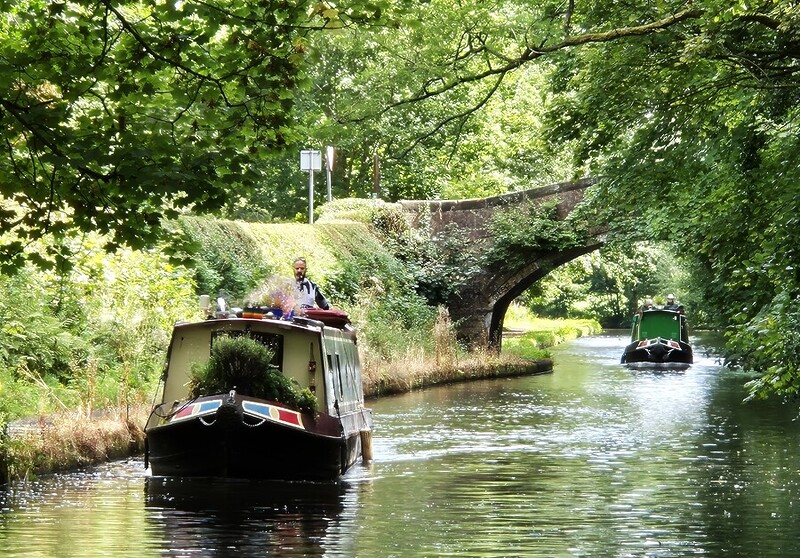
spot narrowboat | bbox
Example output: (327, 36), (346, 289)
(144, 302), (373, 481)
(621, 308), (693, 368)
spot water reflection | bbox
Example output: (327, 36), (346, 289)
(0, 460), (156, 558)
(355, 331), (800, 557)
(144, 477), (347, 557)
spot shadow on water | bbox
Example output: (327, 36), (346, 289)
(144, 476), (355, 557)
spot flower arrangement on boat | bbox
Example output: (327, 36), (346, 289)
(244, 276), (297, 318)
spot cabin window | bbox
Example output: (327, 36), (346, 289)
(327, 354), (336, 394)
(210, 331), (283, 368)
(336, 354), (344, 398)
(343, 344), (358, 401)
(331, 344), (358, 405)
(322, 335), (362, 408)
(327, 352), (345, 400)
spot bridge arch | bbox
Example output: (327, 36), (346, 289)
(467, 242), (603, 350)
(398, 178), (602, 350)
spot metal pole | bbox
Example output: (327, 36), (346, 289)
(300, 149), (320, 224)
(308, 170), (314, 224)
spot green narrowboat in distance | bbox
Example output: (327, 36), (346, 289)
(621, 308), (693, 369)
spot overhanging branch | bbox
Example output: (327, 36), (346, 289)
(391, 8), (704, 110)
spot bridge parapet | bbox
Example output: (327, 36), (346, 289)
(398, 178), (595, 242)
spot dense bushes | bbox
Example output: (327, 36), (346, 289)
(0, 208), (457, 426)
(175, 217), (272, 298)
(0, 238), (197, 423)
(486, 201), (589, 269)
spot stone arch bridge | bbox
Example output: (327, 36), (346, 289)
(397, 178), (602, 350)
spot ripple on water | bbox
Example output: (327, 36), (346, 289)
(3, 334), (800, 557)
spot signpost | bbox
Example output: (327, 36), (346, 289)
(300, 150), (321, 224)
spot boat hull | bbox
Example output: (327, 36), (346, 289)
(145, 315), (373, 481)
(621, 337), (693, 368)
(146, 397), (364, 481)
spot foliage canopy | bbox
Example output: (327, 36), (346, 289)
(536, 1), (799, 398)
(0, 0), (404, 268)
(4, 0), (800, 400)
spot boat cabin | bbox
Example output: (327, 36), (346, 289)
(629, 309), (690, 344)
(145, 309), (373, 480)
(157, 316), (363, 419)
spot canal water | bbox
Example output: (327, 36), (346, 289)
(2, 331), (799, 557)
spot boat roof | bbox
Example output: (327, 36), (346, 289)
(641, 308), (684, 316)
(171, 315), (355, 339)
(174, 315), (320, 333)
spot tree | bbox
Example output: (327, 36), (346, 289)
(323, 0), (702, 166)
(0, 0), (397, 268)
(541, 1), (800, 396)
(274, 0), (589, 207)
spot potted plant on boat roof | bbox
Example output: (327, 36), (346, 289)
(189, 334), (317, 415)
(243, 276), (298, 319)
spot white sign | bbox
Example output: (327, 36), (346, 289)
(325, 145), (335, 172)
(300, 150), (322, 172)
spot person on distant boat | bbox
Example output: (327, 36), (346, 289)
(638, 298), (655, 313)
(663, 294), (681, 311)
(293, 257), (331, 310)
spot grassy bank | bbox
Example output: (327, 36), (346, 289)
(360, 309), (602, 397)
(2, 406), (149, 482)
(362, 347), (552, 398)
(501, 305), (602, 360)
